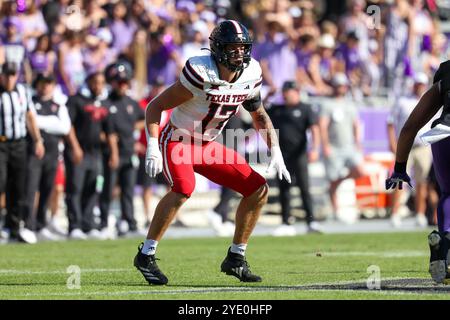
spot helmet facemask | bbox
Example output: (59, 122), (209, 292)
(209, 20), (253, 73)
(210, 40), (252, 72)
(224, 43), (252, 72)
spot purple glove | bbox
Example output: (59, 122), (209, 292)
(385, 172), (413, 190)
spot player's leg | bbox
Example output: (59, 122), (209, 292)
(146, 191), (189, 241)
(222, 184), (268, 283)
(133, 190), (190, 286)
(428, 137), (450, 283)
(194, 141), (267, 282)
(134, 126), (195, 285)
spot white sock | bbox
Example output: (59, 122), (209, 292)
(230, 243), (247, 256)
(141, 239), (158, 256)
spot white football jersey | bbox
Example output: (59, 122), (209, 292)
(171, 54), (263, 141)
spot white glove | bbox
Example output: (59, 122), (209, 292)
(267, 146), (291, 183)
(145, 137), (163, 178)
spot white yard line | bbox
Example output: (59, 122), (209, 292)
(307, 251), (428, 258)
(0, 268), (130, 275)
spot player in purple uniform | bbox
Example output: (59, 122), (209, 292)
(386, 61), (450, 284)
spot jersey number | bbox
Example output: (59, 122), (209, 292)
(201, 103), (238, 133)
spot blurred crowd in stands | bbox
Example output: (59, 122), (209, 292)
(1, 0), (447, 101)
(0, 0), (447, 242)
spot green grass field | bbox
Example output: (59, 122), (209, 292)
(0, 231), (449, 300)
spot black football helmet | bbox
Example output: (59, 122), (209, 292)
(209, 20), (252, 72)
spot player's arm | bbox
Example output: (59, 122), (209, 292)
(144, 79), (193, 177)
(249, 104), (279, 149)
(246, 98), (291, 183)
(396, 83), (441, 164)
(145, 79), (193, 139)
(386, 83), (441, 190)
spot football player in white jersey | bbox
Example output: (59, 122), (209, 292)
(134, 20), (291, 284)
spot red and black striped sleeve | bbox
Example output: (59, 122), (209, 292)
(253, 77), (263, 89)
(180, 59), (204, 91)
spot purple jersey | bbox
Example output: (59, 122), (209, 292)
(147, 41), (178, 86)
(295, 49), (313, 71)
(254, 34), (297, 89)
(28, 51), (49, 74)
(335, 43), (361, 72)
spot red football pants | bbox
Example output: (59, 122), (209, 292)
(159, 124), (266, 198)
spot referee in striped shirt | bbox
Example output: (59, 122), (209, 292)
(0, 62), (45, 243)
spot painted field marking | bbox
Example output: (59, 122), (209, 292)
(0, 268), (130, 275)
(307, 251), (428, 258)
(0, 277), (447, 298)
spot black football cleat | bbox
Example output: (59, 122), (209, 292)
(220, 248), (262, 282)
(428, 230), (449, 284)
(134, 243), (168, 285)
